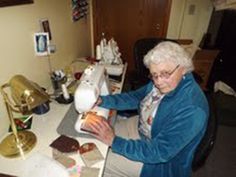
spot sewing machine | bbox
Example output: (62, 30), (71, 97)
(74, 64), (110, 134)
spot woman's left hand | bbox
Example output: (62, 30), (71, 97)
(87, 117), (115, 146)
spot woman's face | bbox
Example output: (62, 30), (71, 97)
(149, 62), (186, 94)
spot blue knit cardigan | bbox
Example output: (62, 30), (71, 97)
(100, 73), (209, 177)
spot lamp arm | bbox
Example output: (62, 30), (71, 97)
(0, 83), (20, 142)
(1, 84), (21, 112)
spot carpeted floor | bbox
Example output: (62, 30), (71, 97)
(192, 125), (236, 177)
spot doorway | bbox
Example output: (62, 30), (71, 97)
(92, 0), (172, 72)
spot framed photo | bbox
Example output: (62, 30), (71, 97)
(0, 0), (33, 7)
(40, 19), (52, 40)
(34, 32), (49, 56)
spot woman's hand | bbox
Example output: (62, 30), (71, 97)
(87, 116), (115, 146)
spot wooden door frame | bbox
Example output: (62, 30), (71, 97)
(162, 0), (172, 37)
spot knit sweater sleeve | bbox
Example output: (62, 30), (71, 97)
(99, 82), (152, 111)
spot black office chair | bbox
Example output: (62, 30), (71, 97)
(128, 37), (177, 90)
(192, 91), (218, 171)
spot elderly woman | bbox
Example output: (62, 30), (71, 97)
(88, 41), (209, 177)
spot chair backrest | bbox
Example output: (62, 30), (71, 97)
(133, 38), (177, 86)
(128, 38), (180, 90)
(192, 92), (218, 171)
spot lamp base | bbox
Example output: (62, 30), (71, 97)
(0, 130), (37, 158)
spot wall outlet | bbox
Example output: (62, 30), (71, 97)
(188, 4), (196, 15)
(48, 44), (56, 53)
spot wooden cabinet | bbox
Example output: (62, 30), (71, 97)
(192, 49), (220, 90)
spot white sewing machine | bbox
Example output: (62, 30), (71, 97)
(74, 64), (110, 134)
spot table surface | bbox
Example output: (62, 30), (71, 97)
(0, 63), (127, 177)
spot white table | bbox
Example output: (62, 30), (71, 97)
(0, 63), (127, 177)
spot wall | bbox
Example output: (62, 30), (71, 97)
(213, 0), (236, 10)
(167, 0), (213, 45)
(0, 0), (92, 137)
(167, 0), (186, 40)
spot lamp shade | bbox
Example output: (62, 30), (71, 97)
(9, 75), (49, 111)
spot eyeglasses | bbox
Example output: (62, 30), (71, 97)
(149, 64), (180, 81)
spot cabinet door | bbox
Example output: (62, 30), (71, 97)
(92, 0), (172, 72)
(193, 49), (220, 90)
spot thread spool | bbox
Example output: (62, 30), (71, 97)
(96, 44), (101, 60)
(61, 84), (70, 100)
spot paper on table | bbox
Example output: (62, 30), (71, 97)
(80, 166), (100, 177)
(21, 154), (69, 177)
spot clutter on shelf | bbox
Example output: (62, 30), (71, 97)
(96, 33), (123, 65)
(96, 33), (124, 76)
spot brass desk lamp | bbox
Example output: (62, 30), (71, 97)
(0, 75), (49, 158)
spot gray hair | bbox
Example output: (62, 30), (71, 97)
(143, 41), (194, 72)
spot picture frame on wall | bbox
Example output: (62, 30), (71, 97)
(40, 19), (52, 40)
(0, 0), (33, 7)
(34, 32), (50, 56)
